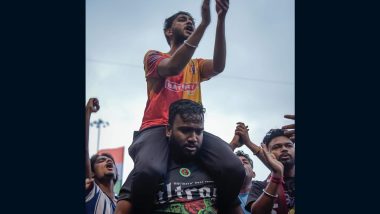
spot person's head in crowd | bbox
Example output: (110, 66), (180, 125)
(236, 150), (255, 191)
(163, 11), (195, 46)
(166, 99), (205, 162)
(90, 152), (118, 184)
(263, 128), (295, 171)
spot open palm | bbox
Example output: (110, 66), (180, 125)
(261, 143), (284, 177)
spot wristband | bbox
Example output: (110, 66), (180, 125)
(262, 189), (278, 198)
(184, 40), (197, 48)
(270, 176), (284, 184)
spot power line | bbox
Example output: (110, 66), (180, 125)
(86, 58), (294, 85)
(218, 75), (293, 85)
(87, 58), (142, 68)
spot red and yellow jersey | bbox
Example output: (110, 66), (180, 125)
(140, 50), (210, 130)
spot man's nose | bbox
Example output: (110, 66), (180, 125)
(186, 19), (193, 26)
(187, 131), (198, 142)
(281, 146), (289, 153)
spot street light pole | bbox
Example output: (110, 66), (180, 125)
(90, 118), (109, 153)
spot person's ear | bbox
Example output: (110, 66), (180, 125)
(165, 29), (173, 38)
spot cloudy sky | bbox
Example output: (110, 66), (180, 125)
(86, 0), (294, 182)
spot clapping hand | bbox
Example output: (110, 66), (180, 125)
(261, 143), (284, 178)
(215, 0), (229, 18)
(282, 114), (295, 142)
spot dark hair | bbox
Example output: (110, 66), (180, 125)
(90, 152), (118, 183)
(163, 11), (194, 45)
(262, 129), (289, 146)
(168, 99), (205, 126)
(235, 150), (253, 168)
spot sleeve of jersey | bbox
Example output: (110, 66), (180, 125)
(196, 58), (212, 82)
(245, 181), (266, 212)
(144, 50), (168, 79)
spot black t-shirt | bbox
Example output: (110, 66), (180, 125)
(153, 159), (217, 214)
(245, 177), (295, 213)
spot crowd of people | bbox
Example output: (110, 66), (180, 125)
(85, 0), (295, 213)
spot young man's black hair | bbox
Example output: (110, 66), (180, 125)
(90, 152), (119, 183)
(163, 11), (195, 45)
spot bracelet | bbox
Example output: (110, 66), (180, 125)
(262, 189), (278, 198)
(184, 40), (197, 48)
(270, 176), (284, 184)
(253, 147), (262, 155)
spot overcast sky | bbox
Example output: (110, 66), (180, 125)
(86, 0), (294, 182)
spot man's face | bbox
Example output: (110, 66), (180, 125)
(166, 114), (204, 159)
(268, 136), (295, 170)
(93, 155), (117, 180)
(238, 156), (255, 180)
(170, 14), (195, 41)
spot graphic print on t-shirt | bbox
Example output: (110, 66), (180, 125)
(154, 162), (217, 214)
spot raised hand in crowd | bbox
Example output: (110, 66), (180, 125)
(86, 98), (100, 114)
(85, 178), (94, 190)
(230, 122), (274, 171)
(215, 0), (229, 18)
(85, 98), (100, 178)
(229, 122), (247, 150)
(261, 143), (284, 178)
(85, 98), (118, 214)
(282, 114), (295, 142)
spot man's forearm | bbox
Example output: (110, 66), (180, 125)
(166, 23), (208, 75)
(246, 142), (272, 171)
(229, 143), (238, 151)
(85, 110), (92, 178)
(201, 18), (226, 78)
(250, 182), (279, 214)
(213, 18), (226, 73)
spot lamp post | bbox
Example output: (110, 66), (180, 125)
(90, 119), (109, 152)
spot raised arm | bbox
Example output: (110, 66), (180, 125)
(201, 0), (229, 78)
(233, 122), (269, 167)
(158, 0), (211, 77)
(229, 132), (242, 151)
(85, 98), (99, 179)
(282, 114), (295, 142)
(250, 144), (284, 214)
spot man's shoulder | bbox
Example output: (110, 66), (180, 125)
(146, 49), (161, 54)
(192, 58), (207, 66)
(144, 50), (169, 64)
(86, 182), (110, 197)
(144, 50), (165, 57)
(85, 181), (98, 201)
